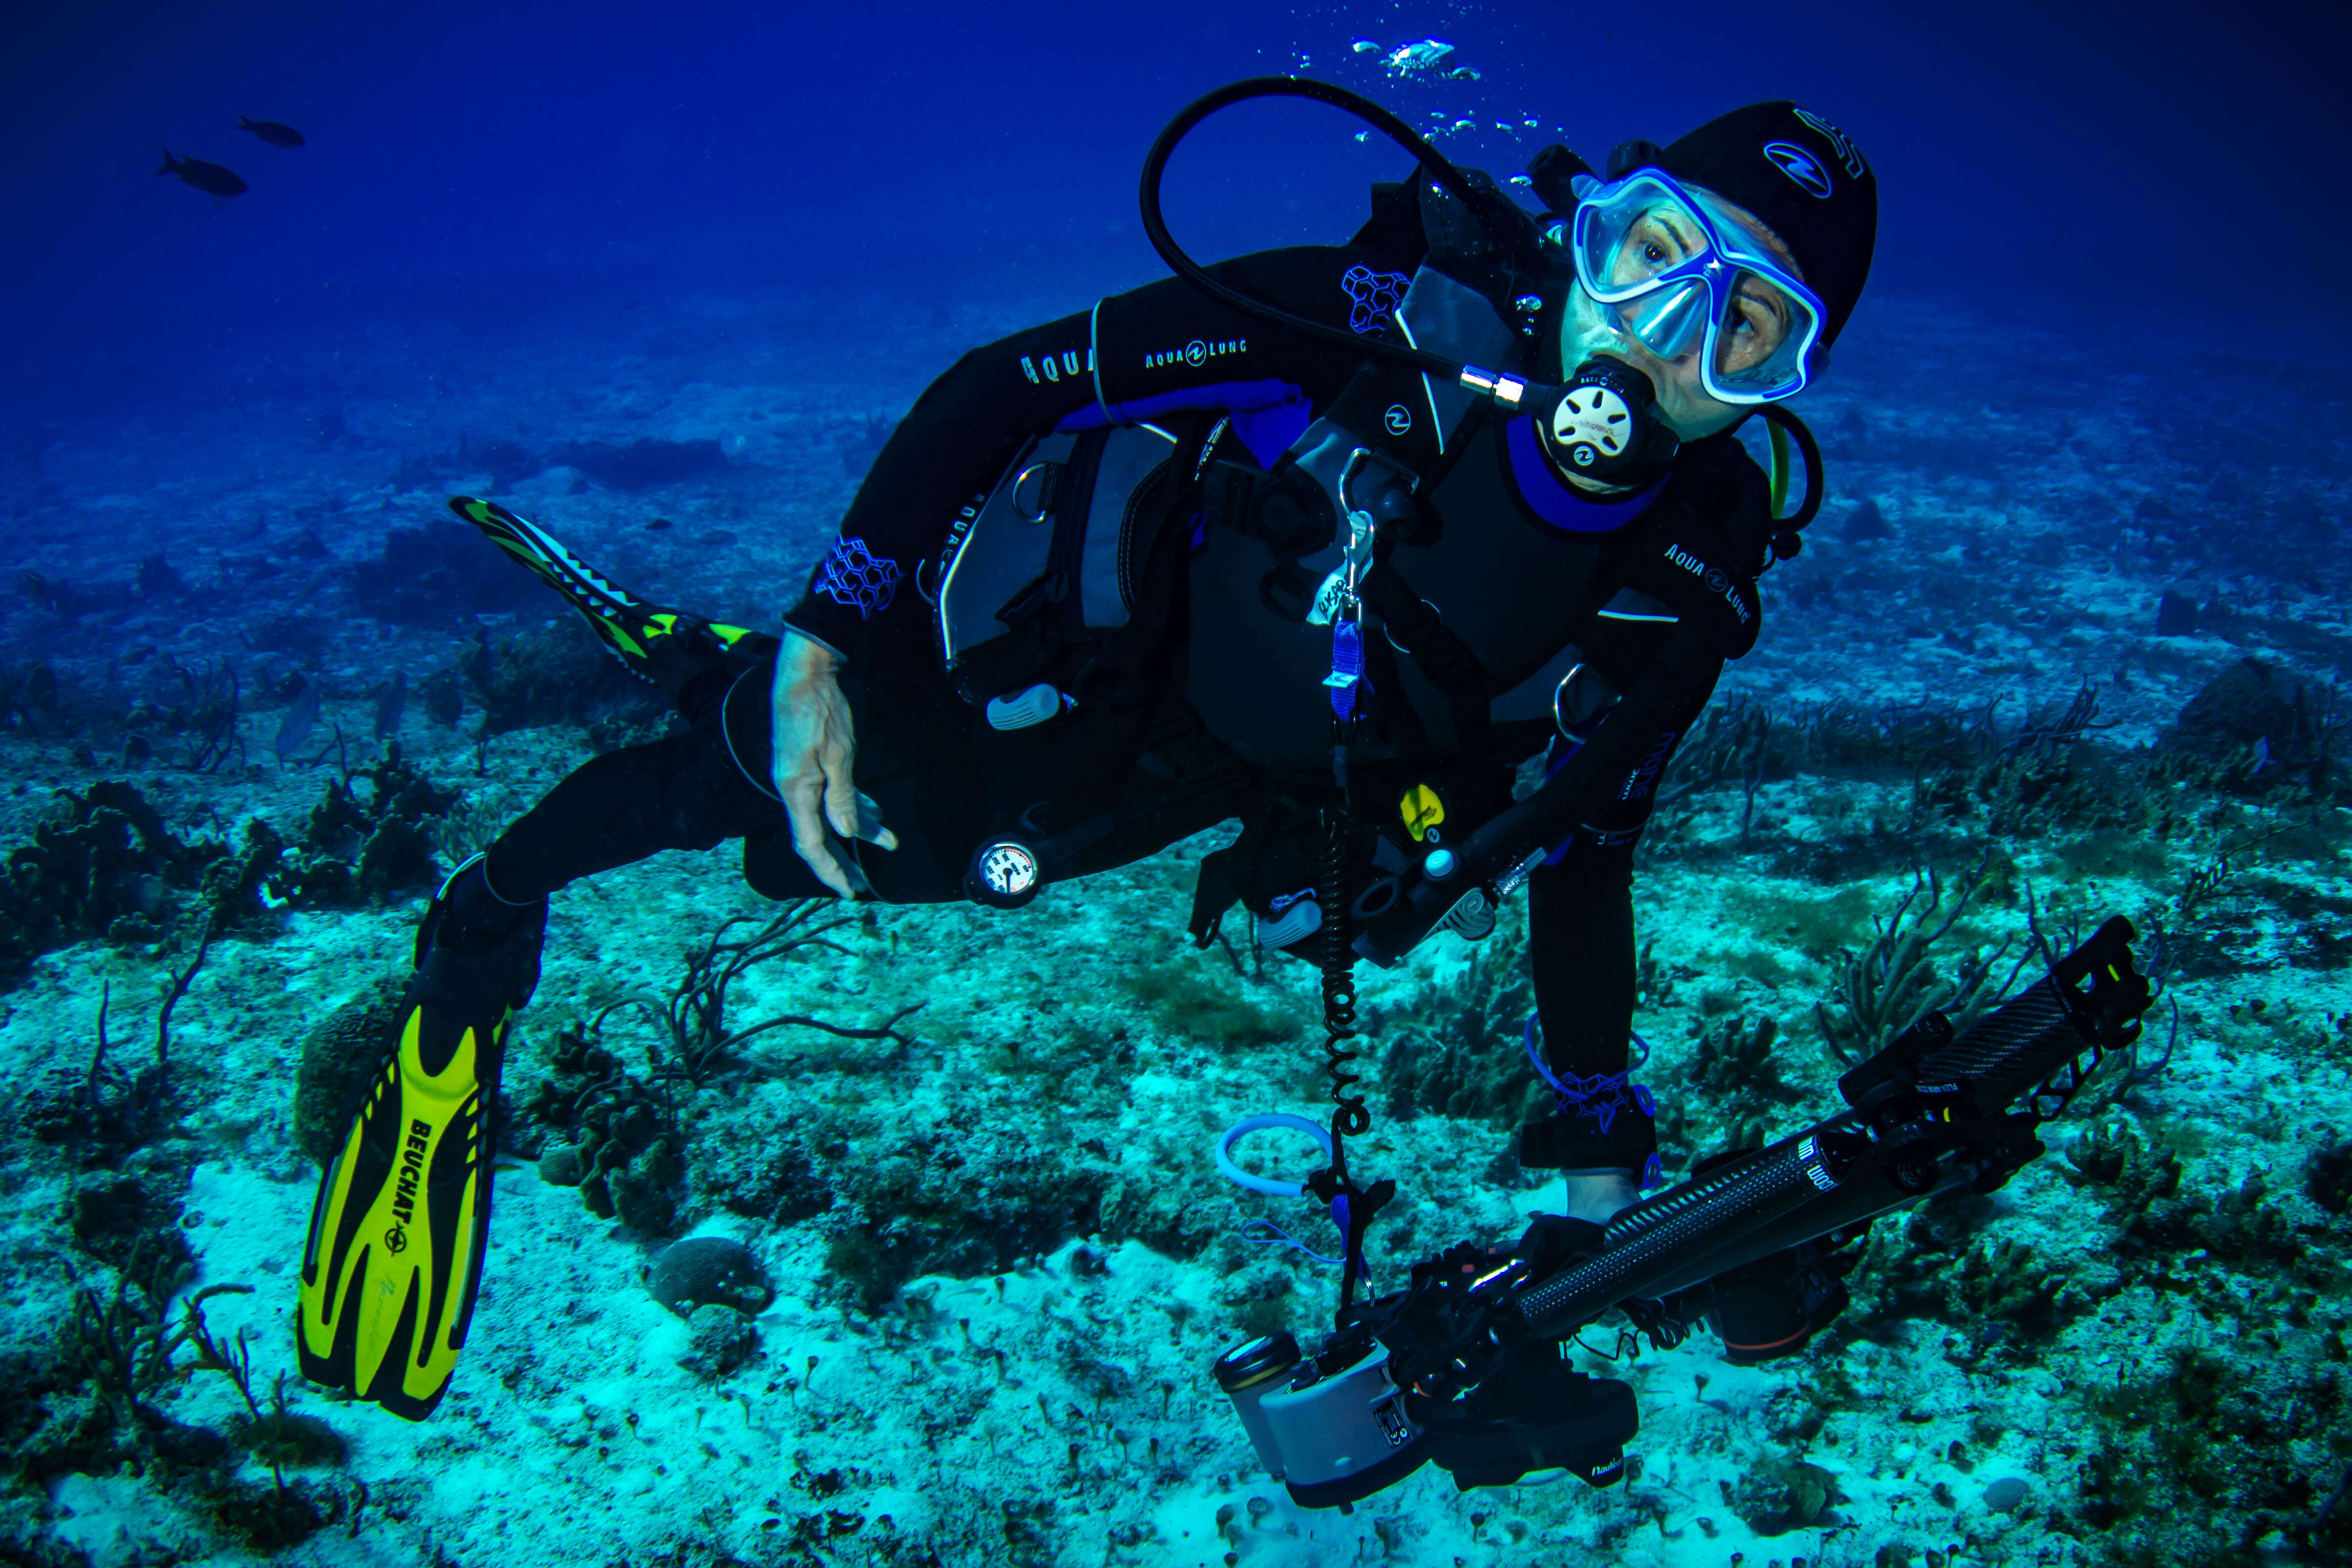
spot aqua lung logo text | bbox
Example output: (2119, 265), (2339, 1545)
(1619, 729), (1681, 802)
(1665, 542), (1753, 625)
(923, 490), (990, 605)
(1792, 107), (1867, 177)
(1144, 337), (1247, 372)
(1020, 347), (1093, 385)
(1764, 141), (1833, 199)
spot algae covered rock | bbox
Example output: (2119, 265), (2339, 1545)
(822, 1132), (1111, 1311)
(678, 1304), (759, 1380)
(648, 1236), (774, 1318)
(2163, 656), (2331, 789)
(66, 1171), (191, 1274)
(292, 979), (403, 1164)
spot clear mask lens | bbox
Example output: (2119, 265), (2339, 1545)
(1624, 277), (1709, 358)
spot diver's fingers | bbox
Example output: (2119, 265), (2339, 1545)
(820, 731), (863, 842)
(852, 790), (900, 851)
(781, 774), (857, 900)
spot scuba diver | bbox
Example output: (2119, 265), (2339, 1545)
(298, 83), (1877, 1420)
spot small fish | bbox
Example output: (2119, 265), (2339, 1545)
(1384, 39), (1454, 75)
(274, 679), (321, 763)
(373, 669), (407, 743)
(237, 116), (305, 148)
(1350, 39), (1381, 53)
(2250, 737), (2273, 775)
(157, 150), (247, 198)
(646, 516), (673, 531)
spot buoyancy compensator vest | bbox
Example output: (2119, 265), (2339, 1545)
(935, 416), (1204, 719)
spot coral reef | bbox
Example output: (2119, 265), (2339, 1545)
(281, 742), (458, 905)
(679, 1305), (760, 1379)
(0, 782), (224, 985)
(459, 623), (663, 744)
(524, 1023), (689, 1235)
(1685, 1012), (1808, 1107)
(1813, 856), (2021, 1066)
(1375, 913), (1536, 1126)
(1120, 957), (1298, 1050)
(821, 1131), (1113, 1312)
(345, 520), (541, 626)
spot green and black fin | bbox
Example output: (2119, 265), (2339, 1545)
(296, 856), (546, 1421)
(448, 496), (768, 691)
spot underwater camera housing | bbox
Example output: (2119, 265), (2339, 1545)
(1213, 917), (2153, 1508)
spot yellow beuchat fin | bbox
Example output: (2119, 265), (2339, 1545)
(296, 856), (545, 1420)
(296, 1005), (497, 1417)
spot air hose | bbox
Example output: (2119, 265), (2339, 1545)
(1139, 77), (1553, 414)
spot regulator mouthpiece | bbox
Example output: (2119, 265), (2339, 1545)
(1536, 356), (1680, 487)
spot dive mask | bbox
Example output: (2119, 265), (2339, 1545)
(1571, 169), (1827, 404)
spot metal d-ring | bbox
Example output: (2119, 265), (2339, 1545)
(1384, 598), (1439, 653)
(1552, 661), (1620, 739)
(1010, 461), (1061, 523)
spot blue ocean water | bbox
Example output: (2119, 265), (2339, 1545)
(4, 2), (2351, 1564)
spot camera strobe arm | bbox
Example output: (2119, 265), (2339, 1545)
(1501, 919), (2148, 1342)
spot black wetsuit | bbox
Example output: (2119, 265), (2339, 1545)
(479, 240), (1778, 1171)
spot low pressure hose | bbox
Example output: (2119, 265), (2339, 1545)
(1138, 77), (1551, 410)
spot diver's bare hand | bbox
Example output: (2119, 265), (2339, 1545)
(769, 630), (895, 898)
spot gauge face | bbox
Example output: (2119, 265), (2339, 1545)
(978, 843), (1038, 898)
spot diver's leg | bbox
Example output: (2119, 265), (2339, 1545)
(1518, 835), (1656, 1224)
(1526, 835), (1639, 1081)
(483, 724), (781, 900)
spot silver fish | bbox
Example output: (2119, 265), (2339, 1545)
(274, 679), (321, 762)
(374, 669), (408, 743)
